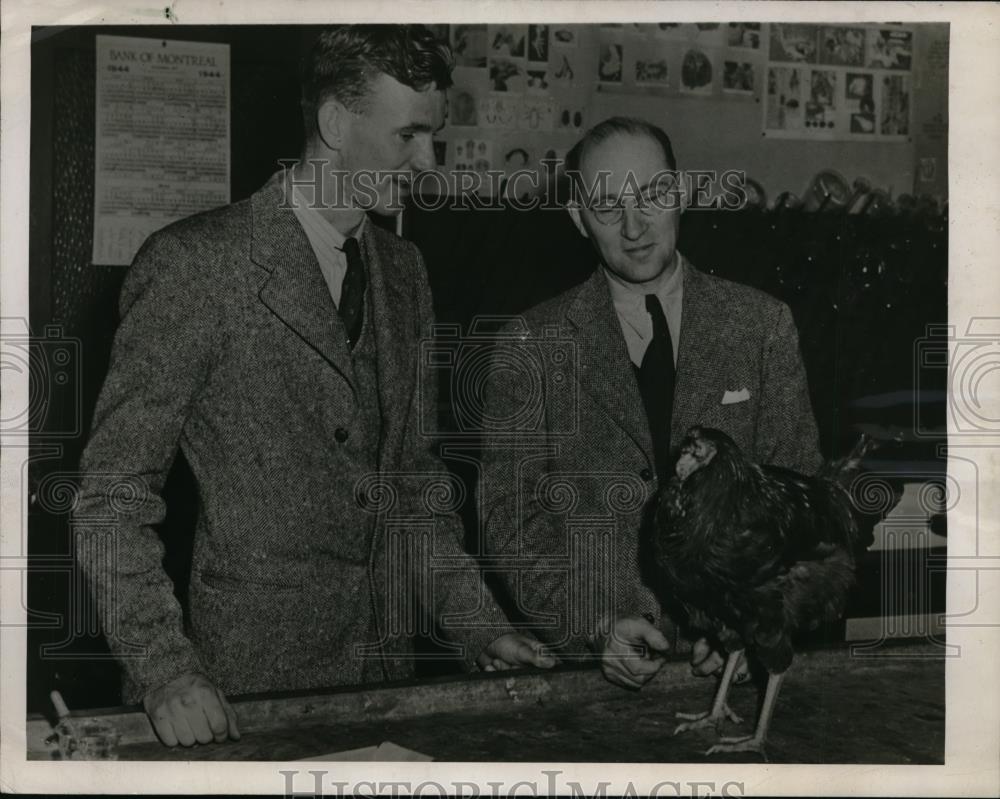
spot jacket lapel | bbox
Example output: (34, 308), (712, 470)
(567, 270), (654, 462)
(363, 228), (412, 465)
(671, 263), (726, 442)
(252, 172), (356, 390)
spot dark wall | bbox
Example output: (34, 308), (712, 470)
(406, 202), (949, 456)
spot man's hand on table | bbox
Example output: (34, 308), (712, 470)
(689, 638), (751, 681)
(143, 672), (241, 747)
(595, 614), (671, 689)
(477, 633), (557, 672)
(690, 637), (725, 677)
(596, 620), (742, 689)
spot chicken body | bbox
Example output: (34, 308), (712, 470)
(652, 426), (873, 759)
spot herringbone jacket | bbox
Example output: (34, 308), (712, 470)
(478, 261), (822, 654)
(73, 172), (511, 703)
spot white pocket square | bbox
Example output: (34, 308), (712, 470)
(722, 388), (751, 405)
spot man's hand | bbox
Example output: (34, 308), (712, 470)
(689, 638), (750, 682)
(690, 637), (725, 677)
(143, 672), (241, 747)
(596, 615), (670, 689)
(477, 633), (557, 672)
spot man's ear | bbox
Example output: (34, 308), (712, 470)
(566, 203), (589, 239)
(316, 97), (350, 152)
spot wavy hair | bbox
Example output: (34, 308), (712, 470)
(300, 25), (454, 138)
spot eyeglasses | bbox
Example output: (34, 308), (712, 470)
(586, 185), (681, 226)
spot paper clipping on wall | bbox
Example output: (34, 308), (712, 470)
(92, 35), (230, 266)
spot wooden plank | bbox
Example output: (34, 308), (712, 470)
(27, 640), (944, 760)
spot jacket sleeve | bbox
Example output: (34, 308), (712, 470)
(755, 302), (824, 475)
(72, 230), (224, 700)
(477, 332), (663, 655)
(401, 243), (516, 668)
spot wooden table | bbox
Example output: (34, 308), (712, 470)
(27, 640), (944, 763)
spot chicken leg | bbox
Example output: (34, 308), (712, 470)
(705, 670), (785, 761)
(674, 649), (745, 734)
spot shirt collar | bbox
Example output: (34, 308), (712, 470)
(603, 253), (685, 312)
(290, 178), (366, 250)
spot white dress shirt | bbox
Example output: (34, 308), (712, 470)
(603, 255), (684, 367)
(289, 182), (366, 307)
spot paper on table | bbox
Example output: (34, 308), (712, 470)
(298, 741), (433, 761)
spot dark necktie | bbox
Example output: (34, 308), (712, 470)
(339, 237), (366, 349)
(635, 293), (676, 478)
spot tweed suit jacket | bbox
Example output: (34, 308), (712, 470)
(479, 260), (822, 653)
(73, 172), (511, 703)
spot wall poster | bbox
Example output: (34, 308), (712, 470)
(762, 24), (913, 141)
(93, 35), (230, 265)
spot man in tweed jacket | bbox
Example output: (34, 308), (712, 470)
(73, 26), (552, 748)
(480, 117), (822, 690)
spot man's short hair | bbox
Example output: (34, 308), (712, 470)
(566, 116), (678, 183)
(300, 25), (454, 139)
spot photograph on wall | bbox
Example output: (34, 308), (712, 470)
(501, 145), (530, 172)
(488, 24), (526, 58)
(723, 60), (756, 94)
(805, 69), (838, 130)
(819, 26), (866, 66)
(527, 24), (549, 62)
(680, 47), (714, 94)
(881, 73), (911, 135)
(520, 97), (556, 132)
(446, 66), (486, 127)
(448, 86), (480, 126)
(727, 22), (762, 50)
(635, 56), (670, 87)
(552, 51), (578, 87)
(846, 72), (876, 133)
(769, 23), (819, 63)
(499, 146), (539, 201)
(765, 65), (803, 130)
(550, 25), (577, 48)
(597, 41), (624, 83)
(525, 68), (550, 94)
(632, 39), (670, 87)
(453, 137), (493, 173)
(451, 24), (488, 67)
(557, 104), (585, 133)
(488, 58), (524, 92)
(867, 28), (913, 70)
(479, 95), (520, 129)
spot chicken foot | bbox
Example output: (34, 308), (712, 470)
(705, 670), (786, 762)
(674, 649), (745, 734)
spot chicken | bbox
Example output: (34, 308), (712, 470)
(651, 426), (878, 760)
